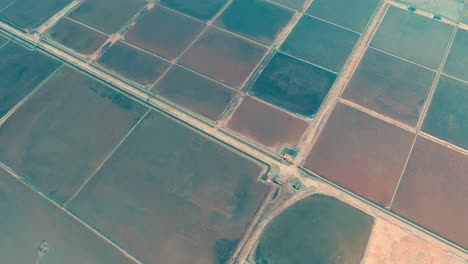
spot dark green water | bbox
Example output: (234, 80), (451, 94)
(250, 52), (336, 117)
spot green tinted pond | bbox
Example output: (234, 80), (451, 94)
(255, 194), (373, 264)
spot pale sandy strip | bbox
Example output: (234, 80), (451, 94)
(339, 98), (416, 133)
(277, 50), (339, 74)
(419, 131), (468, 156)
(36, 0), (82, 34)
(263, 0), (297, 12)
(368, 45), (437, 72)
(304, 13), (362, 35)
(64, 16), (110, 36)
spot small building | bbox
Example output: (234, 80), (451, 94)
(292, 180), (302, 191)
(37, 241), (50, 256)
(281, 146), (298, 163)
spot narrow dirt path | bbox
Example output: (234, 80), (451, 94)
(294, 0), (389, 164)
(35, 0), (81, 34)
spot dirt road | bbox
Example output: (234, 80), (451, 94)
(35, 0), (81, 34)
(294, 1), (389, 164)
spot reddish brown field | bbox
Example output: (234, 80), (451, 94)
(342, 48), (435, 126)
(304, 103), (415, 206)
(227, 96), (308, 150)
(125, 6), (204, 60)
(180, 27), (267, 88)
(391, 136), (468, 248)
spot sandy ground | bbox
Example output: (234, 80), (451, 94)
(304, 178), (468, 263)
(90, 33), (122, 61)
(363, 218), (466, 264)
